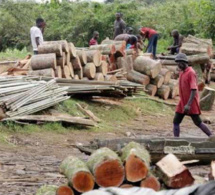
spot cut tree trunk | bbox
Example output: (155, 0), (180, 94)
(140, 174), (161, 191)
(28, 68), (55, 77)
(86, 50), (101, 67)
(120, 184), (134, 188)
(38, 44), (63, 57)
(150, 74), (164, 88)
(69, 43), (77, 58)
(161, 60), (177, 66)
(74, 67), (83, 79)
(146, 84), (157, 96)
(117, 57), (132, 72)
(155, 154), (194, 188)
(159, 68), (172, 84)
(56, 186), (74, 195)
(94, 73), (104, 81)
(209, 161), (215, 180)
(57, 52), (66, 68)
(127, 70), (150, 85)
(104, 75), (118, 82)
(62, 66), (72, 79)
(36, 185), (58, 195)
(156, 85), (170, 100)
(31, 54), (57, 70)
(60, 156), (95, 193)
(77, 49), (87, 65)
(66, 52), (71, 66)
(42, 40), (69, 53)
(55, 66), (62, 78)
(71, 56), (82, 70)
(167, 79), (179, 99)
(68, 62), (74, 78)
(134, 56), (161, 78)
(97, 60), (108, 76)
(192, 64), (205, 91)
(200, 87), (215, 111)
(121, 142), (150, 182)
(87, 147), (124, 187)
(180, 42), (210, 56)
(83, 63), (96, 79)
(89, 44), (116, 55)
(188, 54), (210, 65)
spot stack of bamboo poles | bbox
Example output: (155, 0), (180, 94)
(36, 142), (195, 195)
(0, 76), (69, 118)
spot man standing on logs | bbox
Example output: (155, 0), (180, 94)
(113, 13), (126, 39)
(30, 18), (46, 55)
(173, 53), (213, 137)
(140, 27), (158, 59)
(89, 31), (99, 46)
(167, 30), (183, 55)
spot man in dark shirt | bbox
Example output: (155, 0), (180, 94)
(168, 30), (184, 54)
(113, 13), (126, 39)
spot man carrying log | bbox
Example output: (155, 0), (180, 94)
(113, 13), (126, 39)
(140, 27), (158, 59)
(167, 30), (184, 55)
(173, 53), (213, 137)
(30, 18), (46, 55)
(89, 31), (99, 46)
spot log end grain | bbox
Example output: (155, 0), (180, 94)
(94, 73), (104, 81)
(56, 186), (74, 195)
(140, 175), (161, 191)
(146, 84), (157, 96)
(120, 184), (134, 188)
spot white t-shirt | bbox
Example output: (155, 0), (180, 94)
(30, 26), (44, 51)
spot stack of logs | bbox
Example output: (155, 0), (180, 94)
(36, 142), (195, 195)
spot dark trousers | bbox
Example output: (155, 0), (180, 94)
(170, 47), (179, 55)
(173, 112), (202, 127)
(34, 51), (38, 55)
(147, 34), (158, 58)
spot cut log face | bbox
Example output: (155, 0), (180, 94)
(200, 87), (215, 111)
(155, 153), (194, 188)
(68, 62), (74, 78)
(74, 74), (80, 80)
(83, 63), (96, 79)
(86, 50), (102, 67)
(62, 66), (72, 79)
(120, 184), (134, 188)
(96, 61), (108, 75)
(146, 84), (157, 96)
(77, 50), (87, 65)
(56, 186), (74, 195)
(121, 142), (150, 183)
(127, 70), (150, 86)
(38, 44), (63, 57)
(94, 73), (104, 81)
(156, 85), (170, 100)
(42, 40), (69, 53)
(150, 74), (164, 88)
(60, 156), (95, 193)
(140, 175), (161, 191)
(28, 68), (55, 77)
(71, 56), (82, 70)
(160, 68), (172, 84)
(69, 43), (77, 58)
(66, 52), (71, 66)
(57, 52), (66, 68)
(167, 79), (179, 99)
(31, 54), (57, 70)
(87, 147), (124, 187)
(74, 67), (83, 79)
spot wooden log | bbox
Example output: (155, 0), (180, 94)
(36, 185), (58, 195)
(83, 63), (96, 79)
(71, 56), (82, 70)
(86, 50), (101, 67)
(127, 70), (150, 85)
(140, 175), (161, 191)
(161, 60), (177, 66)
(134, 56), (162, 78)
(192, 64), (205, 91)
(42, 40), (69, 53)
(60, 156), (95, 193)
(94, 73), (104, 81)
(104, 75), (118, 82)
(69, 43), (77, 58)
(66, 52), (71, 66)
(38, 44), (63, 57)
(28, 68), (55, 77)
(139, 53), (153, 59)
(155, 153), (194, 188)
(211, 72), (215, 81)
(156, 85), (170, 100)
(56, 186), (74, 195)
(159, 68), (172, 84)
(150, 74), (164, 88)
(180, 42), (210, 56)
(57, 52), (66, 68)
(89, 44), (116, 55)
(87, 147), (124, 187)
(184, 35), (213, 46)
(96, 60), (108, 75)
(117, 57), (132, 72)
(77, 50), (87, 65)
(31, 54), (57, 70)
(74, 67), (83, 79)
(68, 62), (74, 78)
(121, 142), (150, 182)
(200, 87), (215, 111)
(74, 75), (80, 80)
(120, 184), (134, 188)
(126, 49), (134, 55)
(188, 54), (210, 65)
(167, 79), (179, 99)
(115, 42), (126, 58)
(209, 161), (215, 180)
(62, 66), (72, 79)
(82, 77), (89, 81)
(146, 84), (157, 96)
(54, 66), (62, 78)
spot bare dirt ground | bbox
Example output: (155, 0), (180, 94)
(0, 103), (214, 195)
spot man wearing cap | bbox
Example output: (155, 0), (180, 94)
(167, 30), (184, 54)
(173, 53), (213, 137)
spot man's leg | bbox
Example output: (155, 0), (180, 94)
(152, 34), (158, 58)
(34, 51), (38, 55)
(191, 115), (212, 137)
(147, 37), (154, 53)
(173, 112), (185, 137)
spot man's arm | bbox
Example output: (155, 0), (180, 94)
(35, 37), (40, 47)
(121, 21), (126, 33)
(184, 89), (196, 114)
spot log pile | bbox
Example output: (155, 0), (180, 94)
(36, 142), (197, 195)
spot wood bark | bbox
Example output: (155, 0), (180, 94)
(188, 54), (210, 65)
(55, 66), (62, 78)
(209, 161), (215, 180)
(71, 56), (82, 70)
(104, 75), (118, 82)
(42, 40), (69, 53)
(38, 44), (63, 57)
(146, 84), (157, 96)
(155, 154), (194, 188)
(180, 42), (210, 56)
(156, 85), (170, 100)
(150, 74), (164, 88)
(86, 50), (102, 67)
(94, 73), (104, 81)
(69, 42), (77, 58)
(140, 174), (161, 191)
(57, 52), (66, 68)
(87, 147), (124, 187)
(121, 142), (150, 182)
(89, 44), (116, 55)
(60, 156), (95, 192)
(127, 70), (150, 85)
(31, 54), (57, 70)
(77, 49), (87, 65)
(68, 62), (74, 78)
(134, 56), (162, 78)
(28, 68), (55, 77)
(66, 52), (71, 66)
(200, 87), (215, 111)
(159, 68), (172, 84)
(62, 66), (72, 79)
(83, 63), (96, 79)
(167, 79), (179, 99)
(97, 60), (108, 75)
(161, 60), (177, 66)
(56, 186), (74, 195)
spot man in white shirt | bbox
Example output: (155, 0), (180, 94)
(30, 18), (46, 54)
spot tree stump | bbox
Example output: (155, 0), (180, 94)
(38, 44), (63, 57)
(86, 50), (101, 67)
(127, 70), (150, 85)
(140, 174), (161, 191)
(200, 87), (215, 111)
(146, 84), (157, 96)
(56, 186), (74, 195)
(31, 54), (57, 70)
(83, 63), (96, 79)
(156, 85), (170, 100)
(159, 68), (172, 84)
(94, 73), (104, 81)
(155, 154), (194, 188)
(60, 156), (95, 193)
(87, 147), (124, 187)
(150, 74), (164, 88)
(96, 60), (108, 75)
(28, 68), (55, 77)
(121, 142), (150, 182)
